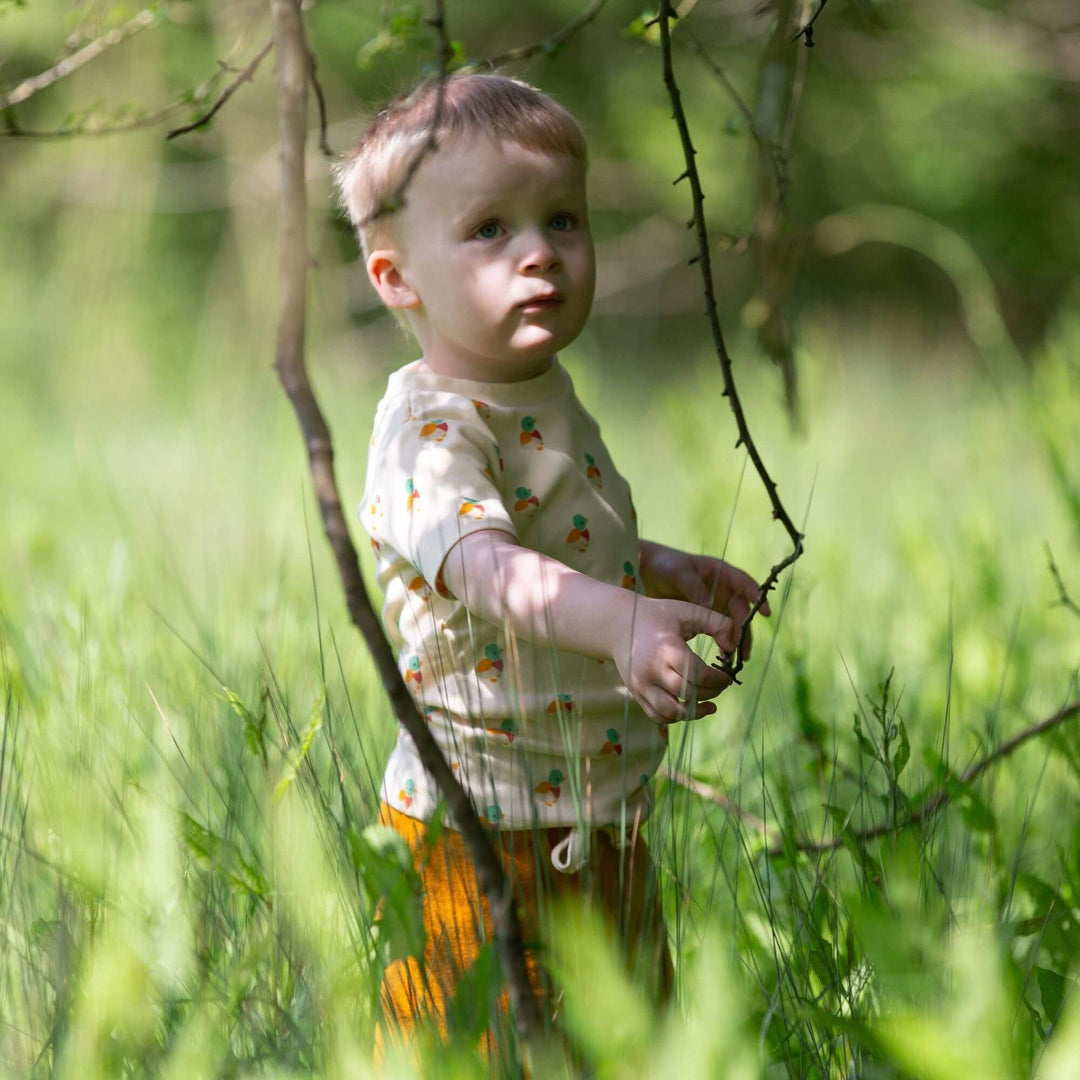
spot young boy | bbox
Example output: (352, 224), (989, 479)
(334, 73), (768, 1052)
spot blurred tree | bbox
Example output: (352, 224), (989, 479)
(4, 0), (1077, 411)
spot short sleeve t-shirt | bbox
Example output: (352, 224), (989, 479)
(360, 358), (667, 832)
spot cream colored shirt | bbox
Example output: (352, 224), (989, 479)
(361, 358), (667, 838)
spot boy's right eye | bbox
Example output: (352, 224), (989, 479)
(473, 221), (504, 241)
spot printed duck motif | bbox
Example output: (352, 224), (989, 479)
(484, 803), (504, 826)
(519, 416), (543, 450)
(565, 514), (590, 553)
(404, 655), (422, 688)
(398, 778), (416, 809)
(407, 573), (432, 599)
(458, 497), (486, 520)
(600, 728), (622, 756)
(405, 478), (420, 513)
(419, 418), (449, 442)
(475, 643), (504, 683)
(472, 399), (492, 421)
(584, 452), (603, 490)
(621, 561), (636, 589)
(485, 718), (515, 743)
(514, 486), (540, 513)
(546, 693), (575, 718)
(534, 769), (564, 806)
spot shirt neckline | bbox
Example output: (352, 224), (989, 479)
(389, 357), (570, 407)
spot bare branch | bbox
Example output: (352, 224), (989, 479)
(167, 37), (273, 140)
(3, 105), (178, 138)
(685, 32), (789, 215)
(1, 28), (262, 140)
(0, 8), (159, 111)
(359, 1), (456, 231)
(304, 44), (332, 157)
(269, 0), (547, 1055)
(465, 0), (607, 70)
(1046, 543), (1080, 619)
(657, 764), (773, 834)
(656, 0), (805, 682)
(792, 0), (829, 48)
(666, 701), (1080, 857)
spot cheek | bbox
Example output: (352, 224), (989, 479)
(463, 263), (511, 314)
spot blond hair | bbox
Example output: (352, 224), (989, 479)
(333, 73), (588, 257)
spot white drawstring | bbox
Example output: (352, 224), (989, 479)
(549, 823), (635, 874)
(550, 828), (587, 873)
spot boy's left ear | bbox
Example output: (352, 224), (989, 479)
(366, 250), (421, 309)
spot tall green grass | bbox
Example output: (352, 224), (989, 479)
(2, 103), (1079, 1073)
(2, 310), (1077, 1075)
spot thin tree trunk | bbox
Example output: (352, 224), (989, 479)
(268, 0), (546, 1061)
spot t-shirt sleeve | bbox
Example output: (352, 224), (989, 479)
(368, 392), (517, 593)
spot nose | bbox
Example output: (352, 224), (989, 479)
(520, 231), (561, 274)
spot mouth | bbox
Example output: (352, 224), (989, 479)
(516, 293), (564, 314)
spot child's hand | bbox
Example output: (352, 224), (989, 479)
(639, 542), (771, 661)
(611, 597), (736, 724)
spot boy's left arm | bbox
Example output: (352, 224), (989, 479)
(639, 539), (771, 661)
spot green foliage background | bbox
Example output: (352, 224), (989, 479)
(1, 0), (1078, 1076)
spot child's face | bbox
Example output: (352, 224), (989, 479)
(369, 135), (595, 382)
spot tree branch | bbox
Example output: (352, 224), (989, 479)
(792, 0), (829, 48)
(685, 32), (789, 215)
(1046, 543), (1080, 619)
(360, 1), (456, 230)
(304, 43), (332, 158)
(0, 8), (159, 111)
(664, 701), (1080, 857)
(167, 37), (273, 140)
(656, 0), (805, 682)
(465, 0), (607, 70)
(268, 0), (546, 1056)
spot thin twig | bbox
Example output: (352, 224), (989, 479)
(167, 37), (273, 140)
(686, 32), (789, 215)
(465, 0), (607, 70)
(657, 764), (774, 835)
(657, 0), (805, 681)
(269, 0), (547, 1055)
(304, 44), (333, 157)
(360, 3), (456, 230)
(780, 21), (810, 161)
(3, 107), (178, 138)
(1046, 543), (1080, 619)
(792, 0), (829, 48)
(668, 701), (1080, 857)
(0, 8), (159, 110)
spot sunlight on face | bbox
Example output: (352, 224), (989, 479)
(393, 136), (595, 382)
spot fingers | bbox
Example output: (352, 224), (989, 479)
(636, 654), (732, 724)
(638, 684), (718, 724)
(662, 653), (731, 699)
(677, 603), (737, 654)
(711, 559), (772, 619)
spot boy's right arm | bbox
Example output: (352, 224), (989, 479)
(440, 530), (736, 723)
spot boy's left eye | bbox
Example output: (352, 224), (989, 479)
(474, 221), (504, 240)
(549, 214), (574, 232)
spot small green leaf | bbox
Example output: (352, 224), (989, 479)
(273, 689), (325, 802)
(894, 717), (910, 778)
(1037, 966), (1069, 1028)
(180, 813), (267, 899)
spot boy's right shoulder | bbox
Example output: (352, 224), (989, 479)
(372, 363), (496, 439)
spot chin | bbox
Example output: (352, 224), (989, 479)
(511, 327), (575, 356)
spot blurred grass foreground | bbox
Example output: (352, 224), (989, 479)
(2, 0), (1080, 1076)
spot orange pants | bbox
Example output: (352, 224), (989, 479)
(375, 802), (673, 1061)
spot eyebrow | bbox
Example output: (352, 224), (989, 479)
(449, 187), (585, 227)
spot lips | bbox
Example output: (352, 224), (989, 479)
(517, 292), (563, 311)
